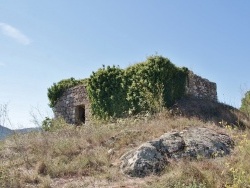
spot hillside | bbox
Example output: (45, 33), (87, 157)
(0, 125), (13, 140)
(0, 126), (41, 140)
(15, 127), (41, 134)
(0, 99), (249, 187)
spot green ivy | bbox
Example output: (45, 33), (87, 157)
(125, 56), (188, 114)
(48, 55), (188, 120)
(87, 55), (189, 119)
(87, 66), (128, 120)
(240, 91), (250, 118)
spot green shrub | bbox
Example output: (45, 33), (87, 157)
(42, 117), (67, 131)
(47, 55), (188, 120)
(42, 117), (52, 131)
(87, 55), (188, 119)
(240, 91), (250, 118)
(87, 65), (128, 120)
(125, 55), (188, 114)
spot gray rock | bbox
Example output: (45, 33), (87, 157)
(120, 127), (233, 177)
(160, 132), (185, 158)
(120, 142), (166, 177)
(180, 127), (234, 158)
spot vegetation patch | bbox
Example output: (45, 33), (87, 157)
(47, 55), (188, 120)
(87, 55), (188, 119)
(240, 90), (250, 118)
(0, 111), (250, 187)
(0, 116), (244, 187)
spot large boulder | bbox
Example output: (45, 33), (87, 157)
(120, 127), (234, 177)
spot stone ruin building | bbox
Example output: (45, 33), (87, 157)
(53, 70), (217, 125)
(53, 85), (91, 125)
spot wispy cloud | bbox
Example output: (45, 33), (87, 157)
(0, 22), (31, 45)
(0, 62), (5, 67)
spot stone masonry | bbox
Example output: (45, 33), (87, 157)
(53, 71), (217, 125)
(53, 85), (90, 124)
(186, 71), (217, 101)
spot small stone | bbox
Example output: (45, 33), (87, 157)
(108, 148), (114, 155)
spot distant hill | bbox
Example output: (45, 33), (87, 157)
(15, 127), (41, 134)
(0, 125), (41, 140)
(0, 125), (14, 140)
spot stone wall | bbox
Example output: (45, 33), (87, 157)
(53, 71), (217, 124)
(53, 85), (90, 124)
(185, 71), (217, 101)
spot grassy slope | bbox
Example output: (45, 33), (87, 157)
(0, 101), (250, 188)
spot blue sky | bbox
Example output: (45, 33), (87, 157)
(0, 1), (250, 129)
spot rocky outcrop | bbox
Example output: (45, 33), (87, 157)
(120, 127), (234, 177)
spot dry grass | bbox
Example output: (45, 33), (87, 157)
(0, 110), (249, 187)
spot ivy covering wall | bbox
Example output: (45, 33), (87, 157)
(87, 65), (128, 119)
(87, 55), (188, 119)
(48, 55), (188, 120)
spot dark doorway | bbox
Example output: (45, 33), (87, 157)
(75, 105), (85, 124)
